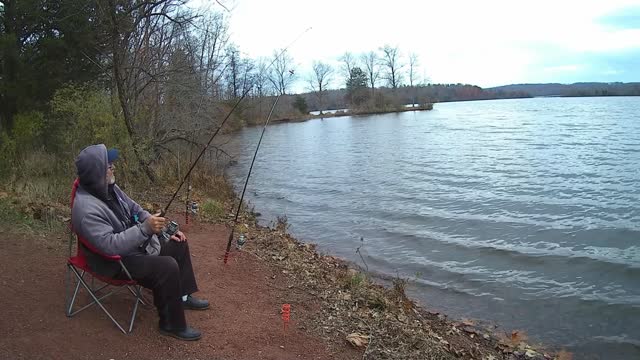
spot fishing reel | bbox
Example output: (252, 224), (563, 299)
(236, 233), (246, 250)
(187, 200), (199, 215)
(159, 220), (179, 244)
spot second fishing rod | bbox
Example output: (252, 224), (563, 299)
(223, 94), (281, 264)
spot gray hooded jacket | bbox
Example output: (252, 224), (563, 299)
(72, 144), (161, 276)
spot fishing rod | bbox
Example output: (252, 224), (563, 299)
(160, 90), (248, 217)
(223, 94), (281, 264)
(185, 135), (194, 225)
(159, 26), (312, 217)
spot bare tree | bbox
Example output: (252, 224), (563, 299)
(251, 57), (272, 98)
(361, 51), (380, 95)
(224, 44), (241, 99)
(307, 61), (333, 114)
(379, 44), (404, 89)
(267, 49), (295, 95)
(408, 52), (419, 106)
(99, 1), (242, 180)
(100, 0), (197, 181)
(162, 11), (230, 148)
(193, 12), (230, 101)
(338, 51), (357, 87)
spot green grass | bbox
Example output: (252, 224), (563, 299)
(0, 192), (68, 236)
(200, 198), (225, 221)
(0, 198), (33, 226)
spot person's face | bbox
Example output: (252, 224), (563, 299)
(107, 163), (116, 184)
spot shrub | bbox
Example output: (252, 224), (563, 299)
(47, 84), (129, 160)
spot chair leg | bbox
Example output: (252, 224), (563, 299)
(127, 285), (150, 306)
(68, 286), (126, 316)
(64, 265), (72, 315)
(67, 265), (128, 334)
(66, 266), (84, 317)
(128, 286), (144, 333)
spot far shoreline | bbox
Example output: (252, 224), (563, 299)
(250, 93), (640, 128)
(267, 103), (435, 125)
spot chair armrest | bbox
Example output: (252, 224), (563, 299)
(100, 253), (123, 261)
(75, 233), (122, 261)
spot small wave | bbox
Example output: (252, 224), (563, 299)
(592, 335), (640, 348)
(450, 234), (640, 269)
(371, 248), (640, 305)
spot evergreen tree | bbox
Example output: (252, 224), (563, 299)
(0, 0), (104, 132)
(293, 95), (308, 115)
(346, 67), (369, 106)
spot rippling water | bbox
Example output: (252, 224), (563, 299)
(223, 97), (640, 359)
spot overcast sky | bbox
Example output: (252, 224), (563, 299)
(192, 0), (640, 89)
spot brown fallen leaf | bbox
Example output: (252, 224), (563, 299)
(346, 333), (370, 348)
(557, 350), (573, 360)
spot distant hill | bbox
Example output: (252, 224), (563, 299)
(488, 82), (640, 97)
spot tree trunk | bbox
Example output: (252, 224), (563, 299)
(108, 1), (156, 182)
(1, 0), (19, 133)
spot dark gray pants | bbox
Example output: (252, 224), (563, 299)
(121, 241), (198, 329)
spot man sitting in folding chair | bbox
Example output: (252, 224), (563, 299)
(71, 144), (208, 341)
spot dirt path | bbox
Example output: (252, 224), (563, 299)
(0, 219), (360, 360)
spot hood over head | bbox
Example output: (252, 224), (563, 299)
(75, 144), (109, 200)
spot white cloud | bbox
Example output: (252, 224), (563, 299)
(543, 65), (582, 73)
(603, 68), (623, 75)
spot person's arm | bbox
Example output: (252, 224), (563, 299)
(77, 211), (152, 256)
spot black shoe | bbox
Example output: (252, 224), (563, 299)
(183, 295), (209, 310)
(159, 325), (202, 341)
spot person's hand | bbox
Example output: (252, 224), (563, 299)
(144, 213), (166, 234)
(170, 230), (187, 242)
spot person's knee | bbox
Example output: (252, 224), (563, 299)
(154, 256), (179, 279)
(145, 257), (180, 289)
(163, 257), (179, 273)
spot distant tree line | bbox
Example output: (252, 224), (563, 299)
(301, 46), (531, 113)
(489, 82), (640, 97)
(294, 84), (531, 113)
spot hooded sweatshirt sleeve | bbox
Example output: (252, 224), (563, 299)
(76, 204), (150, 256)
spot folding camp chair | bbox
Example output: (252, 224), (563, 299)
(65, 178), (147, 334)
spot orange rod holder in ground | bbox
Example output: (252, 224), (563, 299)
(282, 304), (291, 332)
(223, 95), (280, 264)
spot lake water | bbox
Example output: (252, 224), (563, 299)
(223, 97), (640, 359)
